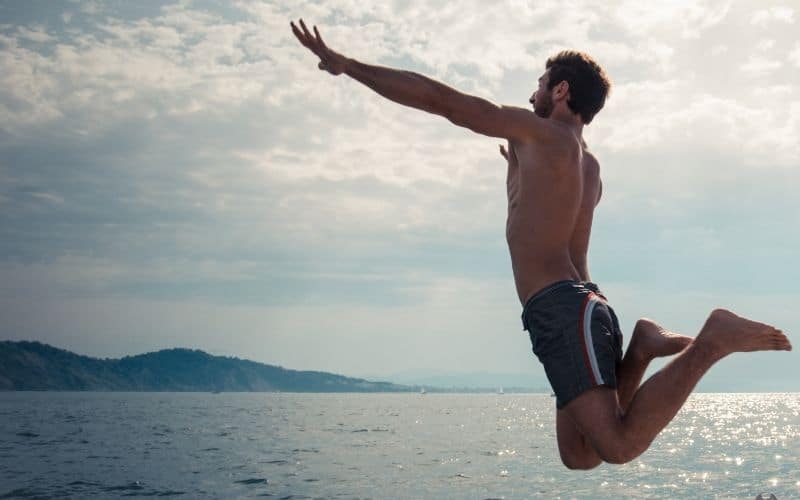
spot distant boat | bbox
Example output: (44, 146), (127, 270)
(497, 387), (504, 395)
(420, 388), (426, 394)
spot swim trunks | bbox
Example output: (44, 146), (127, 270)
(521, 280), (624, 410)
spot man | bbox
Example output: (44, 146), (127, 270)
(290, 19), (792, 469)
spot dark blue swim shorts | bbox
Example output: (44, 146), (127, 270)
(521, 281), (624, 410)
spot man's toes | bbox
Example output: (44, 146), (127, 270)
(769, 335), (791, 350)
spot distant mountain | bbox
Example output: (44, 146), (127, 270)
(0, 341), (415, 392)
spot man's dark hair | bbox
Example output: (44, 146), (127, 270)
(545, 51), (611, 125)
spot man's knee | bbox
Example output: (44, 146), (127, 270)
(561, 386), (648, 465)
(560, 451), (602, 470)
(559, 436), (639, 467)
(593, 439), (647, 465)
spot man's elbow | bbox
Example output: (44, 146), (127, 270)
(442, 108), (472, 130)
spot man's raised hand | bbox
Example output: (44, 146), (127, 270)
(290, 19), (348, 75)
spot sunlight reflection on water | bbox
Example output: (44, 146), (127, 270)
(0, 392), (798, 498)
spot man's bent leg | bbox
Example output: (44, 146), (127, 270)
(556, 408), (604, 470)
(563, 309), (790, 465)
(616, 318), (692, 409)
(556, 318), (689, 469)
(556, 354), (641, 470)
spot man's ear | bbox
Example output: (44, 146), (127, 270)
(554, 80), (570, 101)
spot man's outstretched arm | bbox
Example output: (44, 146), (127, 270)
(290, 19), (547, 141)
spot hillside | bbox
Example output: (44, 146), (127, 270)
(0, 341), (413, 392)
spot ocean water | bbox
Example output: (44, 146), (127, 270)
(0, 393), (798, 499)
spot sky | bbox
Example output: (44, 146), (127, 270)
(1, 0), (799, 389)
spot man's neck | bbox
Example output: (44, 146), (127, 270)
(550, 107), (584, 140)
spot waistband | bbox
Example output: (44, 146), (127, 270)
(521, 280), (604, 330)
(524, 280), (577, 307)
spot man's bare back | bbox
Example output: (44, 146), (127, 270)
(291, 19), (791, 470)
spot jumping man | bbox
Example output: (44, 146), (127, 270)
(290, 19), (792, 469)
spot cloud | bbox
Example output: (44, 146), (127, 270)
(613, 0), (732, 39)
(710, 44), (728, 56)
(1, 0), (799, 379)
(740, 55), (783, 74)
(15, 25), (54, 43)
(755, 38), (776, 51)
(751, 6), (794, 26)
(790, 42), (800, 67)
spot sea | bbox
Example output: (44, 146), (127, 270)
(0, 392), (798, 499)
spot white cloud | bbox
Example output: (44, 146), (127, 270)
(0, 41), (63, 127)
(753, 84), (794, 97)
(710, 44), (728, 56)
(76, 1), (104, 16)
(755, 38), (776, 51)
(790, 43), (800, 67)
(2, 0), (800, 378)
(613, 0), (731, 39)
(740, 55), (783, 74)
(16, 26), (54, 43)
(751, 6), (795, 26)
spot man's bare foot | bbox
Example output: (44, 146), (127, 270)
(697, 308), (792, 358)
(628, 318), (693, 362)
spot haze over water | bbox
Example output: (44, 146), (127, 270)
(1, 392), (798, 498)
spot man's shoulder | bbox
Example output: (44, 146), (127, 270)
(581, 151), (601, 186)
(582, 149), (601, 169)
(510, 121), (580, 154)
(580, 149), (603, 205)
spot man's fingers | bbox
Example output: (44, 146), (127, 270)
(291, 21), (313, 47)
(313, 25), (327, 48)
(312, 25), (329, 59)
(291, 19), (335, 70)
(290, 21), (309, 46)
(299, 19), (314, 41)
(292, 19), (326, 59)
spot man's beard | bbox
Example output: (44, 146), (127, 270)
(534, 93), (554, 118)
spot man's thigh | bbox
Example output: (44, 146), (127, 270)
(560, 385), (624, 460)
(556, 407), (601, 467)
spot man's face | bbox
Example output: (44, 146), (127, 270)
(530, 70), (554, 119)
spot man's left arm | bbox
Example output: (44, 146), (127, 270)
(290, 19), (549, 142)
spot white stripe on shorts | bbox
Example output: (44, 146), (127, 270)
(582, 295), (605, 385)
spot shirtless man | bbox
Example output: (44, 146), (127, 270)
(290, 19), (792, 469)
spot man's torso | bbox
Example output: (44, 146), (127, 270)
(505, 127), (602, 305)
